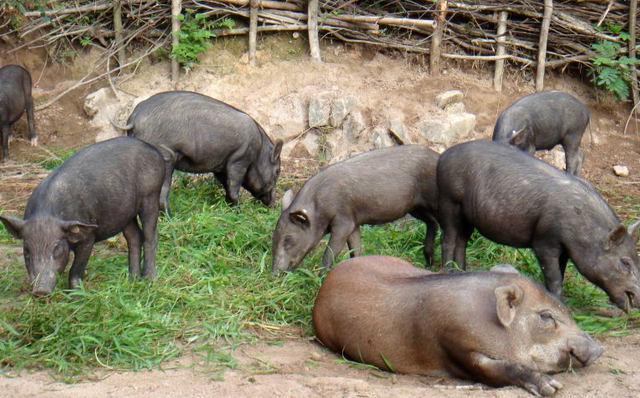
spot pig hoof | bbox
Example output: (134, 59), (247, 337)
(524, 376), (563, 397)
(30, 137), (38, 147)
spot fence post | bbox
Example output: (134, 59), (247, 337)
(249, 0), (259, 67)
(308, 0), (321, 62)
(629, 0), (638, 122)
(113, 0), (125, 66)
(171, 0), (182, 85)
(429, 0), (448, 76)
(535, 0), (553, 91)
(493, 11), (508, 91)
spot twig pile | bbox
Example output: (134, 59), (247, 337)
(0, 1), (638, 87)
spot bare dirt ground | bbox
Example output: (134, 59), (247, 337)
(2, 35), (640, 397)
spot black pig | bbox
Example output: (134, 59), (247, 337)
(0, 65), (37, 161)
(437, 140), (640, 311)
(112, 91), (283, 215)
(0, 137), (166, 295)
(272, 145), (439, 273)
(492, 91), (589, 176)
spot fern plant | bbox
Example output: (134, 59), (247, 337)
(589, 23), (639, 101)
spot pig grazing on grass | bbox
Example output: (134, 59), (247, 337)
(112, 91), (283, 215)
(437, 140), (640, 311)
(0, 65), (37, 161)
(0, 137), (166, 296)
(314, 255), (603, 396)
(271, 145), (439, 273)
(492, 91), (589, 176)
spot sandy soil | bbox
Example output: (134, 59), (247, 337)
(2, 34), (640, 397)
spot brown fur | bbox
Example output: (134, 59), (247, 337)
(313, 256), (603, 396)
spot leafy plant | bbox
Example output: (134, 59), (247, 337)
(589, 24), (640, 100)
(171, 10), (235, 70)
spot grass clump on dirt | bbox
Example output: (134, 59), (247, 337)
(0, 166), (639, 378)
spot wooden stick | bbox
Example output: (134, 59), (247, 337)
(308, 0), (321, 62)
(329, 14), (435, 30)
(113, 0), (125, 66)
(536, 0), (553, 91)
(429, 0), (448, 76)
(629, 0), (639, 122)
(249, 0), (259, 67)
(171, 0), (181, 85)
(494, 11), (508, 91)
(201, 0), (302, 12)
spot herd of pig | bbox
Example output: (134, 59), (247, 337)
(1, 63), (639, 396)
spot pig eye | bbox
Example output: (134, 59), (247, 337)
(620, 257), (633, 273)
(283, 235), (294, 249)
(539, 311), (556, 326)
(53, 241), (66, 259)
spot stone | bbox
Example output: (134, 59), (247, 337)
(435, 90), (463, 110)
(444, 102), (466, 114)
(342, 110), (366, 143)
(418, 119), (449, 145)
(308, 96), (332, 128)
(389, 119), (410, 144)
(372, 126), (394, 149)
(84, 88), (113, 118)
(613, 165), (630, 177)
(330, 97), (355, 127)
(447, 113), (476, 141)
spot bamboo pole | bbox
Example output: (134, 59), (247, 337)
(536, 0), (553, 91)
(494, 11), (508, 91)
(629, 0), (638, 124)
(249, 0), (259, 67)
(113, 0), (125, 66)
(171, 0), (182, 84)
(308, 0), (321, 62)
(430, 0), (448, 76)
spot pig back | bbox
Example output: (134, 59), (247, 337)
(299, 146), (438, 224)
(437, 140), (615, 247)
(25, 137), (165, 241)
(128, 91), (264, 172)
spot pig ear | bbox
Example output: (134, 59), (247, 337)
(289, 209), (310, 228)
(508, 127), (528, 148)
(281, 189), (295, 210)
(603, 223), (628, 251)
(62, 221), (98, 244)
(494, 284), (524, 328)
(0, 215), (26, 239)
(627, 219), (640, 242)
(271, 139), (283, 164)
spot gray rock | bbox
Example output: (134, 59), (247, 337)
(372, 126), (394, 149)
(330, 97), (355, 127)
(343, 110), (366, 143)
(447, 113), (476, 142)
(309, 96), (332, 128)
(435, 90), (463, 110)
(389, 119), (410, 144)
(444, 102), (466, 114)
(418, 119), (450, 145)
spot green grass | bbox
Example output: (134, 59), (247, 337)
(0, 167), (639, 378)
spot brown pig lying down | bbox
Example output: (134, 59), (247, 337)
(313, 255), (603, 396)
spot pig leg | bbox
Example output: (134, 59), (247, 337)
(26, 93), (37, 146)
(439, 201), (470, 271)
(1, 124), (11, 161)
(139, 195), (160, 279)
(68, 241), (95, 289)
(463, 352), (563, 396)
(412, 212), (439, 267)
(122, 220), (143, 277)
(321, 221), (356, 271)
(224, 156), (251, 206)
(534, 246), (564, 298)
(160, 158), (176, 216)
(562, 141), (583, 176)
(346, 227), (361, 258)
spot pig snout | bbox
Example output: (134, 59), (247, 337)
(566, 333), (603, 368)
(259, 190), (276, 207)
(608, 282), (640, 313)
(30, 268), (57, 296)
